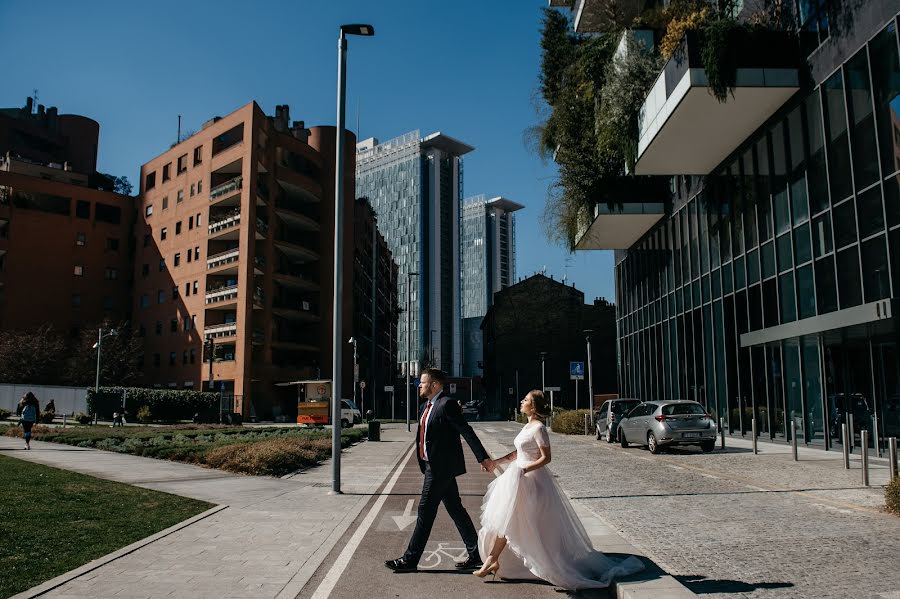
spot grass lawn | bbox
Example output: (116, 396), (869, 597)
(0, 455), (212, 599)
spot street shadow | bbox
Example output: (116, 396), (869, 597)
(570, 485), (873, 500)
(675, 574), (793, 594)
(0, 447), (89, 452)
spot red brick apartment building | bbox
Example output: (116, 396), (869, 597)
(0, 99), (133, 333)
(135, 102), (396, 420)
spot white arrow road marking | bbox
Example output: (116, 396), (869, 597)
(392, 499), (417, 530)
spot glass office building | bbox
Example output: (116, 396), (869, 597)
(356, 130), (474, 376)
(575, 5), (900, 453)
(460, 195), (522, 376)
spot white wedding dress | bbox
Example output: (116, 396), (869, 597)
(478, 422), (644, 589)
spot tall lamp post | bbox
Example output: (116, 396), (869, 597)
(539, 351), (548, 392)
(92, 327), (117, 423)
(583, 329), (594, 423)
(405, 271), (419, 432)
(331, 23), (375, 496)
(348, 336), (359, 414)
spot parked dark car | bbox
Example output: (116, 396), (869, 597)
(618, 400), (717, 454)
(595, 398), (642, 443)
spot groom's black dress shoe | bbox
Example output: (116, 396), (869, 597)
(385, 558), (417, 573)
(455, 554), (483, 570)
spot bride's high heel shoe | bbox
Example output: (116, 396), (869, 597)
(472, 556), (499, 579)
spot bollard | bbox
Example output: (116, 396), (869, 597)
(719, 417), (725, 450)
(584, 413), (589, 436)
(848, 414), (855, 452)
(752, 418), (758, 455)
(63, 413), (68, 428)
(791, 421), (798, 461)
(861, 430), (869, 487)
(889, 437), (898, 481)
(842, 424), (850, 470)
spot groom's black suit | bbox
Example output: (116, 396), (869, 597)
(402, 392), (490, 565)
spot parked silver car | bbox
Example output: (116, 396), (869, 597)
(618, 400), (717, 454)
(595, 398), (642, 443)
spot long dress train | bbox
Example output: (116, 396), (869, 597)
(478, 422), (644, 589)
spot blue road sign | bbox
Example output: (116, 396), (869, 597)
(570, 361), (585, 380)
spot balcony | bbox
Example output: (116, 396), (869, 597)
(208, 210), (241, 238)
(275, 207), (319, 232)
(256, 182), (269, 206)
(252, 286), (264, 308)
(573, 176), (671, 250)
(272, 300), (320, 323)
(273, 270), (320, 292)
(204, 322), (237, 339)
(256, 217), (269, 239)
(254, 255), (266, 275)
(274, 239), (319, 263)
(634, 30), (800, 176)
(252, 328), (266, 345)
(210, 176), (243, 204)
(207, 249), (240, 272)
(206, 285), (238, 306)
(276, 166), (322, 203)
(571, 0), (644, 33)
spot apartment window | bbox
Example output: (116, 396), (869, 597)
(143, 233), (151, 248)
(74, 265), (84, 276)
(141, 264), (149, 277)
(71, 294), (81, 307)
(193, 280), (198, 294)
(75, 232), (86, 246)
(145, 205), (153, 217)
(145, 172), (156, 191)
(105, 267), (118, 280)
(185, 282), (191, 296)
(158, 290), (166, 304)
(155, 321), (162, 335)
(196, 213), (202, 226)
(190, 184), (195, 197)
(193, 247), (200, 260)
(176, 221), (182, 235)
(174, 253), (181, 267)
(140, 294), (149, 308)
(184, 316), (192, 332)
(162, 163), (171, 182)
(76, 200), (90, 219)
(189, 348), (196, 364)
(188, 216), (194, 230)
(161, 227), (167, 241)
(153, 353), (161, 367)
(162, 196), (169, 210)
(107, 237), (119, 251)
(187, 250), (192, 263)
(193, 146), (202, 166)
(177, 190), (184, 203)
(172, 285), (178, 299)
(170, 318), (178, 333)
(197, 180), (203, 194)
(159, 258), (165, 272)
(169, 352), (176, 366)
(177, 154), (188, 174)
(182, 351), (188, 365)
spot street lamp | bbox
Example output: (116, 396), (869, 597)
(331, 22), (375, 496)
(92, 327), (118, 393)
(583, 329), (594, 424)
(405, 271), (419, 432)
(348, 336), (359, 415)
(539, 351), (548, 392)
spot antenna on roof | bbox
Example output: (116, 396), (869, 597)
(177, 115), (182, 144)
(32, 89), (38, 114)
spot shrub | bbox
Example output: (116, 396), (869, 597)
(550, 409), (593, 435)
(4, 424), (51, 439)
(0, 408), (10, 420)
(887, 476), (900, 516)
(74, 412), (93, 425)
(87, 387), (220, 421)
(136, 406), (152, 424)
(204, 438), (326, 476)
(40, 411), (56, 424)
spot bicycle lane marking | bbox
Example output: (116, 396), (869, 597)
(309, 444), (416, 599)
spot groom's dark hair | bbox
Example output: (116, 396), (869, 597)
(422, 368), (447, 387)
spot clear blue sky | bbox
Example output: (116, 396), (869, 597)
(0, 0), (615, 303)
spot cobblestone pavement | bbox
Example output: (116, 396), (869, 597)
(473, 422), (900, 599)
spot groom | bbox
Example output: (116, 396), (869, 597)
(385, 368), (495, 573)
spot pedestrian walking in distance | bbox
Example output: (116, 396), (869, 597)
(19, 392), (40, 450)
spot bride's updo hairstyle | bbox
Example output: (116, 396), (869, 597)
(528, 390), (550, 419)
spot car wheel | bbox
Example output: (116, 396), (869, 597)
(606, 426), (615, 444)
(341, 419), (350, 428)
(648, 432), (660, 454)
(619, 430), (628, 448)
(700, 440), (715, 453)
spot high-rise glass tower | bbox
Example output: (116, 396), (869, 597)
(461, 195), (523, 376)
(356, 130), (474, 376)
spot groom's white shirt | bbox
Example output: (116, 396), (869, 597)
(421, 388), (441, 462)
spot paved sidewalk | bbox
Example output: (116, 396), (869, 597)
(0, 425), (414, 599)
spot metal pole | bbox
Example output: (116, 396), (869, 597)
(330, 30), (348, 495)
(842, 423), (850, 469)
(95, 327), (102, 393)
(583, 413), (589, 436)
(405, 272), (412, 432)
(791, 420), (798, 461)
(391, 390), (395, 421)
(861, 430), (869, 487)
(848, 413), (855, 452)
(575, 377), (579, 413)
(352, 339), (359, 416)
(751, 417), (758, 455)
(719, 417), (725, 450)
(585, 331), (594, 426)
(889, 437), (898, 481)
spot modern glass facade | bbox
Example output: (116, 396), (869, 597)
(615, 14), (900, 453)
(356, 130), (473, 375)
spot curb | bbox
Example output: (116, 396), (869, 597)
(475, 425), (698, 599)
(9, 504), (228, 599)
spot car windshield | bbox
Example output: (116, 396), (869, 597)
(612, 401), (640, 414)
(341, 400), (358, 410)
(662, 403), (706, 416)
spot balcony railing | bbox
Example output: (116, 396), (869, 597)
(256, 217), (269, 236)
(209, 211), (241, 234)
(204, 323), (237, 338)
(253, 286), (264, 304)
(206, 285), (238, 304)
(207, 249), (240, 269)
(210, 176), (243, 201)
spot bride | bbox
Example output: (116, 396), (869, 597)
(474, 390), (644, 589)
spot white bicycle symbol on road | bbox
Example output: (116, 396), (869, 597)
(419, 543), (469, 570)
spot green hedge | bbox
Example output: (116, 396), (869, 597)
(87, 387), (221, 421)
(550, 409), (593, 435)
(887, 476), (900, 516)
